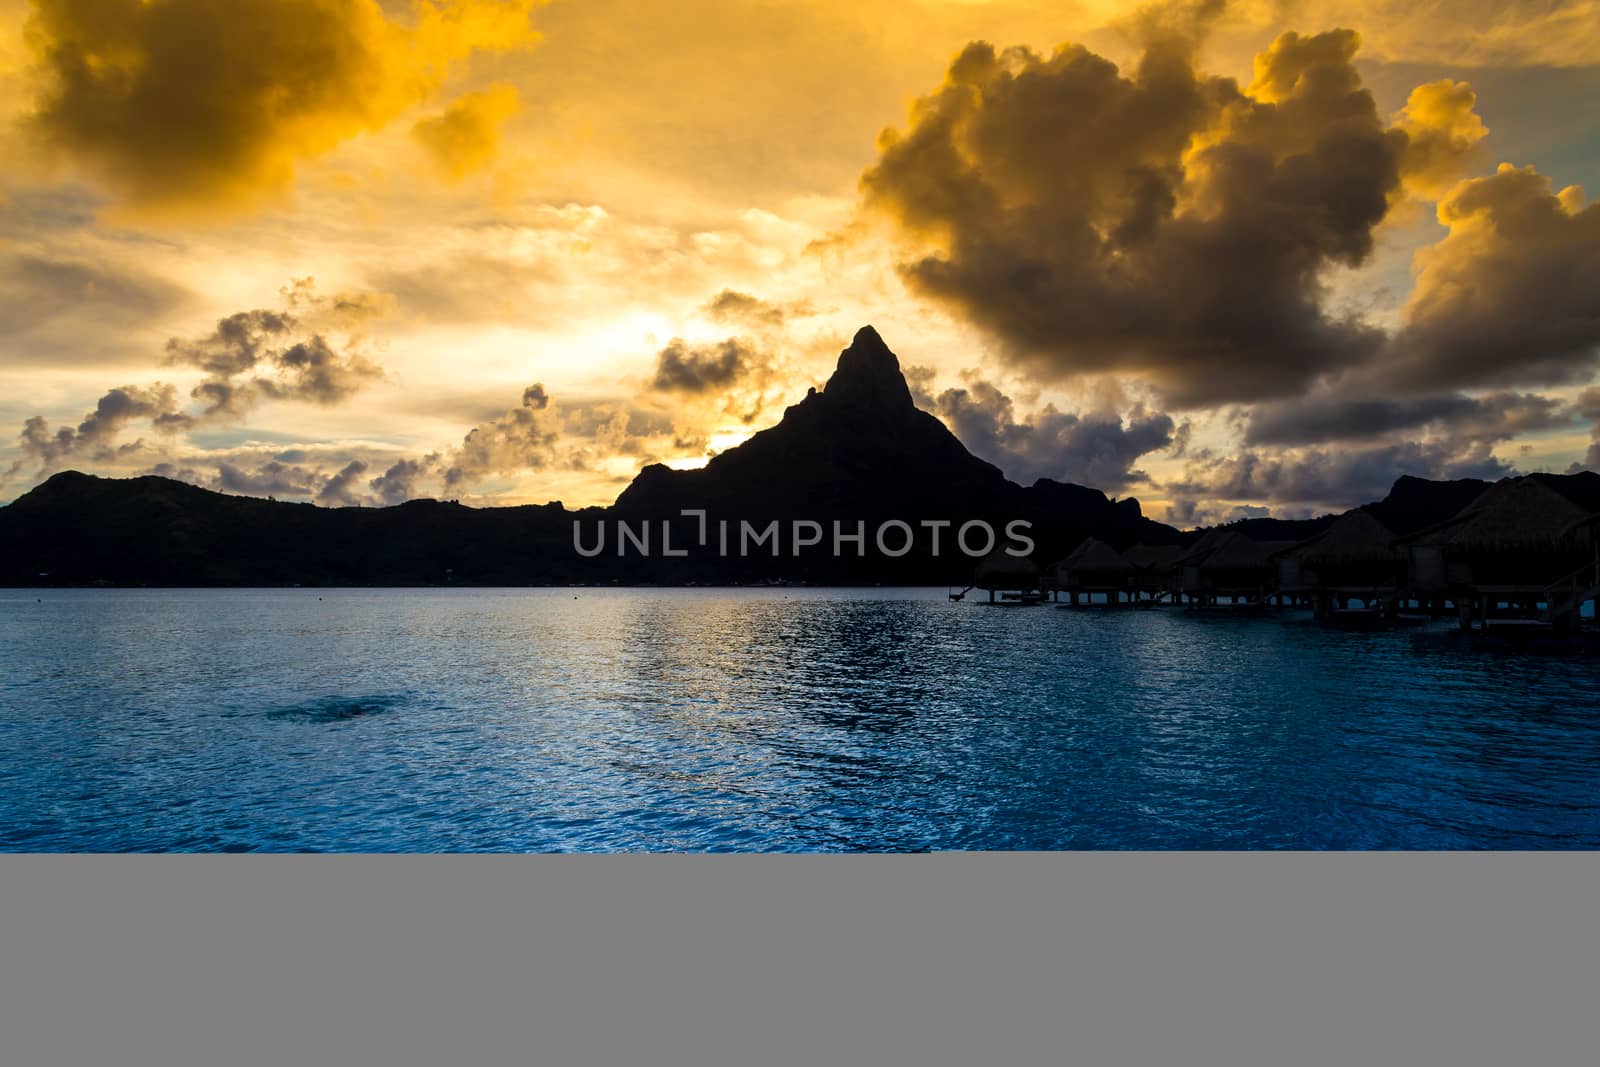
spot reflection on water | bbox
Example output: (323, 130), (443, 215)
(2, 588), (1599, 851)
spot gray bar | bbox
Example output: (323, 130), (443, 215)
(3, 854), (1597, 1066)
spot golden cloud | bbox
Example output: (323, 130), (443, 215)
(1393, 80), (1489, 200)
(20, 0), (540, 215)
(1395, 163), (1600, 390)
(411, 83), (520, 181)
(859, 25), (1492, 407)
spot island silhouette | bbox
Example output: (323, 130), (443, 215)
(3, 326), (1594, 589)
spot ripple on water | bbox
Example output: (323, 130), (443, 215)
(264, 695), (411, 724)
(3, 588), (1600, 851)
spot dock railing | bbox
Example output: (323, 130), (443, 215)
(1539, 557), (1600, 625)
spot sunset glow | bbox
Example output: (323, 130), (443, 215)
(4, 0), (1599, 523)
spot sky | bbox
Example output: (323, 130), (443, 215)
(2, 0), (1598, 525)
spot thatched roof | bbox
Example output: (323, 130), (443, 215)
(1053, 537), (1133, 575)
(1188, 531), (1294, 572)
(1123, 543), (1183, 572)
(1288, 508), (1400, 564)
(974, 550), (1039, 586)
(1402, 476), (1591, 550)
(1174, 527), (1228, 567)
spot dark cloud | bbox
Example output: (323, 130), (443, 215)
(1245, 390), (1567, 446)
(21, 0), (538, 212)
(1166, 439), (1514, 511)
(259, 336), (383, 406)
(1175, 380), (1581, 512)
(141, 452), (423, 506)
(1384, 164), (1600, 392)
(930, 377), (1175, 491)
(369, 457), (435, 505)
(215, 460), (323, 498)
(316, 460), (371, 507)
(7, 280), (388, 485)
(107, 377), (691, 507)
(559, 402), (675, 460)
(652, 338), (753, 393)
(9, 383), (183, 475)
(144, 462), (210, 486)
(1165, 497), (1202, 526)
(1568, 387), (1600, 474)
(165, 310), (296, 378)
(860, 27), (1485, 407)
(703, 290), (785, 326)
(903, 364), (939, 410)
(443, 383), (559, 489)
(165, 293), (383, 414)
(700, 289), (812, 328)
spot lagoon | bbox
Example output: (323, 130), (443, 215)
(3, 587), (1598, 851)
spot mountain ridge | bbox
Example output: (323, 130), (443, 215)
(0, 326), (1564, 586)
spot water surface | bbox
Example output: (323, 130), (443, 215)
(3, 588), (1598, 850)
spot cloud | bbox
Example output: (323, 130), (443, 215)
(1244, 389), (1567, 446)
(1568, 387), (1600, 474)
(859, 26), (1489, 407)
(1282, 1), (1600, 68)
(411, 83), (521, 181)
(1179, 381), (1580, 512)
(1166, 439), (1514, 511)
(159, 381), (684, 507)
(558, 401), (674, 460)
(215, 459), (323, 498)
(21, 0), (540, 213)
(1392, 79), (1489, 199)
(9, 382), (183, 474)
(0, 253), (189, 338)
(701, 289), (812, 328)
(257, 336), (384, 406)
(7, 279), (390, 483)
(442, 381), (558, 488)
(164, 280), (387, 416)
(368, 456), (433, 504)
(1386, 164), (1600, 392)
(148, 448), (412, 506)
(316, 459), (371, 506)
(651, 338), (751, 393)
(929, 376), (1176, 491)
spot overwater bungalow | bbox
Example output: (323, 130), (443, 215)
(1176, 530), (1297, 608)
(972, 550), (1043, 605)
(1050, 538), (1134, 605)
(1279, 508), (1408, 622)
(1123, 544), (1183, 601)
(1399, 475), (1600, 631)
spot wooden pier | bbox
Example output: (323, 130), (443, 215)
(956, 474), (1600, 646)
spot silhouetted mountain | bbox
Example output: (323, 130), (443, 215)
(0, 470), (581, 586)
(1202, 474), (1501, 545)
(614, 326), (1178, 580)
(617, 326), (1011, 521)
(1366, 475), (1494, 535)
(0, 326), (1560, 587)
(1527, 470), (1600, 514)
(1214, 514), (1340, 543)
(0, 328), (1176, 585)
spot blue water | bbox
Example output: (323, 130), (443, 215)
(3, 588), (1598, 851)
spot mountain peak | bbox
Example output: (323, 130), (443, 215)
(821, 325), (914, 414)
